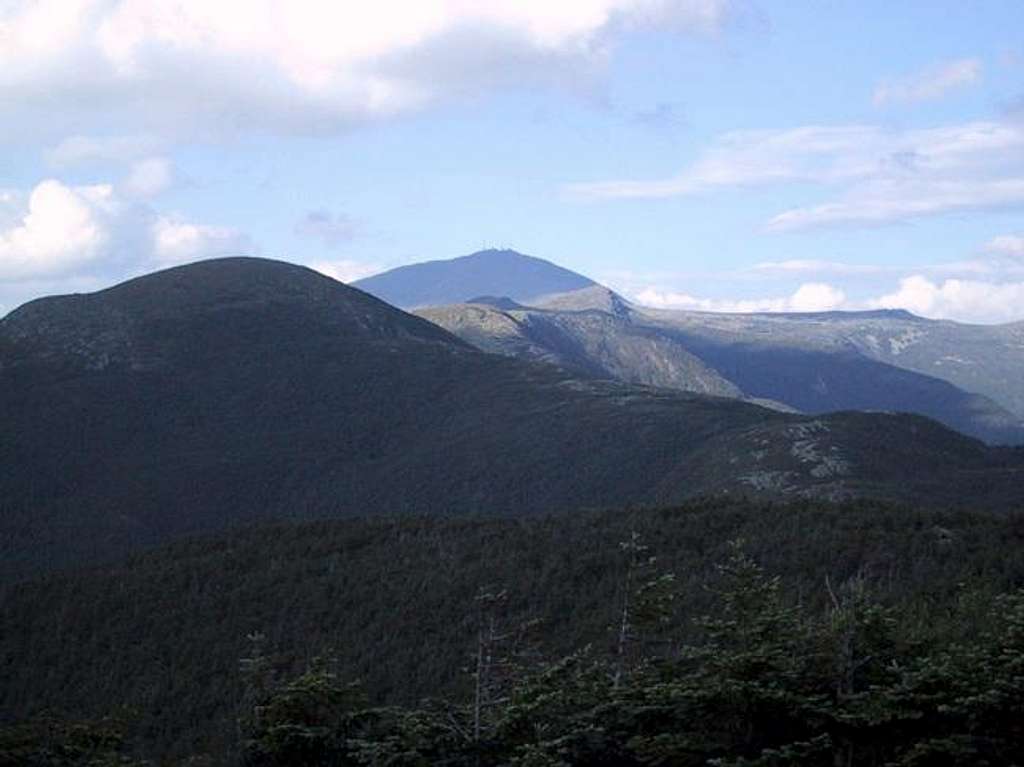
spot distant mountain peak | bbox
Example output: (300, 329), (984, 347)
(530, 285), (634, 319)
(352, 248), (595, 309)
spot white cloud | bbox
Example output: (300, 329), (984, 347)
(986, 234), (1024, 258)
(765, 178), (1024, 232)
(569, 120), (1024, 199)
(0, 178), (250, 283)
(0, 0), (735, 140)
(869, 275), (1024, 324)
(567, 124), (883, 199)
(569, 119), (1024, 231)
(785, 282), (847, 312)
(631, 275), (1024, 323)
(619, 233), (1024, 323)
(121, 157), (172, 198)
(152, 216), (250, 266)
(0, 180), (112, 279)
(873, 58), (982, 107)
(634, 281), (846, 313)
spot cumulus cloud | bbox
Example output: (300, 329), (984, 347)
(873, 58), (983, 107)
(570, 119), (1024, 231)
(634, 281), (847, 313)
(294, 210), (361, 247)
(869, 275), (1024, 324)
(626, 254), (1024, 323)
(0, 178), (251, 283)
(0, 180), (112, 280)
(0, 0), (736, 141)
(629, 276), (1024, 323)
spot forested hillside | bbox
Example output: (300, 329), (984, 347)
(7, 258), (1023, 580)
(4, 498), (1024, 764)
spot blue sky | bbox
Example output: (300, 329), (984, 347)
(2, 1), (1023, 322)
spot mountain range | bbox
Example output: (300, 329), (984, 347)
(4, 256), (1023, 577)
(355, 249), (1024, 445)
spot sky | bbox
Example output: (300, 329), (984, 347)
(2, 0), (1024, 323)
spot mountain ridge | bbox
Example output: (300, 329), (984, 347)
(4, 257), (1022, 578)
(400, 251), (1023, 444)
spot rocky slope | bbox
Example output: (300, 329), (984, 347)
(420, 286), (1024, 445)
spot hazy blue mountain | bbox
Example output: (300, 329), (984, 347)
(798, 312), (1024, 419)
(643, 307), (1024, 436)
(352, 248), (595, 308)
(419, 282), (1024, 445)
(3, 258), (1021, 577)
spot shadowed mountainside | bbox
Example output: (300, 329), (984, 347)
(3, 257), (1022, 578)
(644, 305), (1024, 423)
(419, 284), (1024, 444)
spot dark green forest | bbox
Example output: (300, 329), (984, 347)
(4, 498), (1024, 765)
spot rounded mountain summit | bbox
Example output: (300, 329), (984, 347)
(352, 248), (596, 309)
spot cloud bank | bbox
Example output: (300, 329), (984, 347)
(868, 275), (1024, 324)
(0, 0), (735, 141)
(621, 237), (1024, 325)
(635, 282), (847, 314)
(629, 276), (1024, 324)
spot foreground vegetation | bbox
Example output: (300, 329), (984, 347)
(3, 498), (1024, 764)
(233, 545), (1024, 766)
